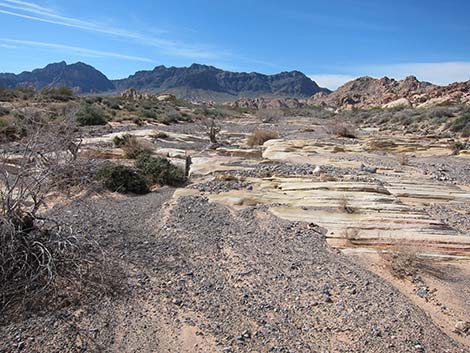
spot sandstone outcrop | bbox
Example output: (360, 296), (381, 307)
(311, 75), (470, 109)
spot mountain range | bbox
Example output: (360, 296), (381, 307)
(1, 61), (469, 108)
(0, 61), (329, 99)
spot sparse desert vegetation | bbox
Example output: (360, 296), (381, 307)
(0, 84), (469, 352)
(247, 128), (280, 146)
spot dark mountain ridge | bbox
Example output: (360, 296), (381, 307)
(0, 61), (114, 93)
(113, 63), (330, 98)
(0, 61), (329, 99)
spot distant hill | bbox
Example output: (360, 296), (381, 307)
(0, 62), (329, 100)
(310, 75), (470, 109)
(112, 63), (330, 100)
(0, 61), (114, 93)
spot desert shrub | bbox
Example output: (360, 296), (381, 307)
(0, 88), (17, 101)
(398, 154), (410, 166)
(113, 133), (133, 147)
(151, 131), (169, 139)
(135, 153), (185, 186)
(159, 110), (181, 124)
(326, 121), (357, 138)
(114, 135), (151, 159)
(256, 108), (284, 123)
(450, 114), (470, 137)
(133, 117), (144, 126)
(380, 246), (442, 279)
(141, 109), (157, 119)
(41, 86), (74, 101)
(338, 195), (355, 214)
(0, 107), (10, 117)
(96, 164), (149, 194)
(84, 96), (102, 104)
(425, 106), (455, 121)
(451, 141), (469, 155)
(200, 117), (221, 143)
(366, 139), (397, 151)
(0, 111), (119, 318)
(76, 104), (107, 126)
(247, 129), (280, 147)
(49, 160), (99, 192)
(0, 117), (26, 143)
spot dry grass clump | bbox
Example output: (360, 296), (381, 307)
(247, 129), (280, 147)
(398, 153), (410, 166)
(113, 134), (151, 159)
(214, 174), (240, 182)
(338, 195), (355, 214)
(341, 228), (360, 245)
(380, 246), (442, 279)
(451, 141), (468, 155)
(326, 121), (357, 138)
(0, 109), (120, 318)
(366, 139), (397, 151)
(151, 131), (169, 139)
(256, 108), (284, 123)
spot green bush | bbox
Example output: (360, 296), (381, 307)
(141, 109), (157, 119)
(158, 110), (181, 125)
(451, 141), (469, 155)
(113, 134), (151, 159)
(113, 133), (132, 147)
(135, 153), (185, 186)
(0, 107), (10, 117)
(76, 104), (107, 126)
(96, 164), (149, 194)
(450, 114), (470, 137)
(40, 86), (74, 101)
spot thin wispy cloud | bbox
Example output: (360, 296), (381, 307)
(0, 0), (222, 60)
(0, 38), (154, 62)
(4, 0), (53, 14)
(0, 43), (18, 49)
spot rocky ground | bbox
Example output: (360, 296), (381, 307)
(0, 112), (469, 352)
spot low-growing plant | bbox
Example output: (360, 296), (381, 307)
(398, 153), (410, 166)
(451, 141), (469, 155)
(0, 118), (26, 143)
(0, 110), (120, 318)
(113, 134), (151, 159)
(135, 153), (185, 186)
(113, 133), (133, 147)
(256, 108), (284, 123)
(40, 86), (74, 101)
(247, 129), (280, 147)
(159, 110), (181, 124)
(380, 246), (442, 280)
(0, 106), (10, 117)
(76, 104), (107, 126)
(326, 121), (357, 138)
(141, 109), (157, 119)
(338, 195), (355, 214)
(96, 164), (149, 194)
(450, 114), (470, 137)
(152, 131), (169, 139)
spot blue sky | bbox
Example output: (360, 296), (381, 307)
(0, 0), (469, 89)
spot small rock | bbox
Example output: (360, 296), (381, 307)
(416, 286), (429, 298)
(360, 163), (377, 173)
(172, 298), (182, 306)
(454, 321), (470, 334)
(313, 166), (322, 175)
